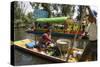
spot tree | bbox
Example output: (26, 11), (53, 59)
(14, 1), (24, 27)
(14, 1), (34, 28)
(62, 5), (73, 16)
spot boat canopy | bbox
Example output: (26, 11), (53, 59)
(35, 17), (69, 23)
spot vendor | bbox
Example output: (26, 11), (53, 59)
(38, 29), (53, 49)
(79, 15), (97, 61)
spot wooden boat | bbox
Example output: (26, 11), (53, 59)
(26, 30), (80, 39)
(13, 39), (66, 63)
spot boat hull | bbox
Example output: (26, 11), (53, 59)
(13, 39), (66, 63)
(26, 30), (80, 39)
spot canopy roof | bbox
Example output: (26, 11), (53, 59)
(35, 17), (68, 23)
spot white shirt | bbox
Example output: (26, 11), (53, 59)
(85, 22), (97, 41)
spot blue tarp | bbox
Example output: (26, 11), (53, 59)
(26, 41), (36, 48)
(33, 9), (49, 18)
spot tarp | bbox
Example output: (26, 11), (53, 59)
(33, 9), (49, 18)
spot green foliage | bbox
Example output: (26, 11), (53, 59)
(14, 2), (33, 28)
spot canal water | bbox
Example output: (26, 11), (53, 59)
(14, 28), (88, 65)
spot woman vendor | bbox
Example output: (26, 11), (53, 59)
(37, 29), (54, 50)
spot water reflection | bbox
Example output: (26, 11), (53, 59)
(14, 28), (35, 40)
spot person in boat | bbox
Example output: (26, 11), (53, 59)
(37, 28), (60, 56)
(37, 29), (54, 49)
(79, 15), (97, 61)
